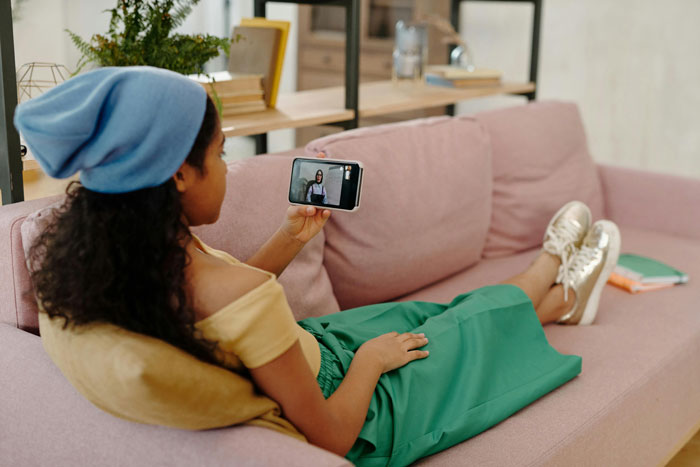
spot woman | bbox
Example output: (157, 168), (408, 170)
(16, 67), (620, 466)
(306, 169), (328, 204)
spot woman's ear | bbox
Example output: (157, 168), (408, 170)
(172, 161), (195, 194)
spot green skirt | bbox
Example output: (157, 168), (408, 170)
(298, 285), (582, 467)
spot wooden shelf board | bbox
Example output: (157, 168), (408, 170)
(222, 80), (534, 138)
(221, 87), (354, 137)
(23, 158), (41, 171)
(358, 81), (535, 118)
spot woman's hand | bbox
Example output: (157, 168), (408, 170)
(280, 205), (331, 244)
(280, 152), (331, 244)
(356, 332), (430, 374)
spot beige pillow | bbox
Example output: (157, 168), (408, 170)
(38, 312), (305, 439)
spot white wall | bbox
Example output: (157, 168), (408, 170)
(10, 0), (700, 177)
(455, 0), (700, 178)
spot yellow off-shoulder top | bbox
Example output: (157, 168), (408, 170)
(192, 235), (322, 376)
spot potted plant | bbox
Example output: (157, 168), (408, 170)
(67, 0), (232, 76)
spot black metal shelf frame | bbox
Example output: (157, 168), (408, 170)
(1, 0), (23, 204)
(0, 0), (541, 204)
(252, 0), (360, 155)
(446, 0), (542, 116)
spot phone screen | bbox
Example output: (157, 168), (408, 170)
(289, 158), (363, 211)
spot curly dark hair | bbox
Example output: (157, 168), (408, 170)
(27, 96), (220, 364)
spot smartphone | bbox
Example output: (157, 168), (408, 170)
(289, 157), (364, 212)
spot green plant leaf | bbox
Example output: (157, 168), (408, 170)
(66, 0), (228, 76)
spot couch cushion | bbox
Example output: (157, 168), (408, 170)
(471, 101), (606, 258)
(307, 116), (492, 309)
(400, 227), (700, 466)
(0, 323), (350, 466)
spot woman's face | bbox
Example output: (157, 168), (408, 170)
(316, 170), (323, 183)
(178, 121), (228, 226)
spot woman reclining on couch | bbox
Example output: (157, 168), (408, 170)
(15, 67), (620, 467)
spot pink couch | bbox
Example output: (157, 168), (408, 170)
(2, 101), (699, 466)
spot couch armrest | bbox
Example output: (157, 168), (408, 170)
(0, 196), (62, 331)
(0, 325), (351, 466)
(598, 164), (700, 240)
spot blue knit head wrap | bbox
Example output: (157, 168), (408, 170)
(13, 66), (207, 194)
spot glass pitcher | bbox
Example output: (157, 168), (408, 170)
(392, 20), (427, 83)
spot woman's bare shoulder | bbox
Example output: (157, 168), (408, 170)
(188, 256), (269, 320)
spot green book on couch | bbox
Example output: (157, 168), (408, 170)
(614, 254), (689, 284)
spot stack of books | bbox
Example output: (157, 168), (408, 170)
(608, 253), (689, 294)
(426, 65), (502, 88)
(189, 71), (267, 115)
(228, 18), (290, 108)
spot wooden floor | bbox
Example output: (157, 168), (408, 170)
(668, 427), (700, 467)
(4, 167), (700, 467)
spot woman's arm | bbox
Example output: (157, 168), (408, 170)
(245, 205), (330, 277)
(245, 227), (305, 278)
(250, 341), (381, 456)
(250, 332), (429, 456)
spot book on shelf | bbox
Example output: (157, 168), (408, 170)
(188, 71), (268, 115)
(426, 65), (503, 80)
(426, 74), (501, 88)
(215, 89), (265, 104)
(219, 100), (268, 115)
(189, 71), (263, 94)
(228, 25), (281, 107)
(607, 253), (689, 294)
(239, 17), (290, 108)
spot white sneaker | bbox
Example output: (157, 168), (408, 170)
(542, 201), (592, 301)
(557, 220), (621, 325)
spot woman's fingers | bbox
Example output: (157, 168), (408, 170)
(408, 349), (430, 360)
(398, 332), (426, 342)
(405, 337), (429, 349)
(294, 205), (315, 216)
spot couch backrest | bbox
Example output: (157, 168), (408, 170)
(5, 153), (340, 333)
(471, 100), (606, 257)
(306, 116), (493, 310)
(3, 101), (606, 328)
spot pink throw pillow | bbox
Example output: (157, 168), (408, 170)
(193, 155), (341, 320)
(471, 101), (605, 258)
(307, 116), (492, 310)
(20, 156), (340, 323)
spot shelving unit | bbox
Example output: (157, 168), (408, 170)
(221, 79), (533, 138)
(294, 0), (451, 146)
(0, 0), (542, 204)
(251, 0), (542, 153)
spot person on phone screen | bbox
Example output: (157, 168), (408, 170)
(306, 169), (328, 204)
(17, 66), (622, 467)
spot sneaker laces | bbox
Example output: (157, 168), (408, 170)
(543, 222), (581, 300)
(557, 244), (599, 301)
